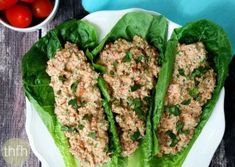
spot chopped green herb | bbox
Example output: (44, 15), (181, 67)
(68, 98), (78, 110)
(134, 107), (146, 120)
(131, 130), (141, 141)
(144, 96), (151, 105)
(128, 98), (141, 108)
(71, 81), (79, 93)
(88, 132), (96, 139)
(61, 126), (76, 132)
(165, 105), (181, 116)
(113, 60), (118, 68)
(131, 84), (142, 91)
(145, 56), (151, 63)
(110, 71), (115, 76)
(184, 129), (190, 135)
(136, 55), (145, 63)
(112, 99), (121, 106)
(195, 95), (202, 101)
(103, 145), (109, 152)
(59, 75), (66, 82)
(123, 51), (132, 62)
(178, 68), (185, 76)
(128, 98), (145, 120)
(165, 130), (178, 147)
(181, 99), (191, 105)
(82, 114), (93, 121)
(77, 124), (84, 130)
(190, 66), (209, 79)
(79, 101), (87, 107)
(189, 88), (199, 98)
(176, 121), (184, 133)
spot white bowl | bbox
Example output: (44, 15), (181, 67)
(0, 0), (59, 32)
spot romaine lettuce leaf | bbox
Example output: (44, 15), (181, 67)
(92, 11), (168, 167)
(151, 19), (232, 166)
(22, 20), (98, 167)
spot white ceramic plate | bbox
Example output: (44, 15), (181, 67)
(25, 8), (225, 167)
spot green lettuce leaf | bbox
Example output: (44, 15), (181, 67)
(22, 20), (98, 167)
(92, 11), (168, 167)
(91, 11), (168, 64)
(151, 19), (232, 166)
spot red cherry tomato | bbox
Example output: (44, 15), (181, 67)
(0, 0), (18, 10)
(5, 4), (32, 28)
(20, 0), (35, 3)
(31, 0), (53, 18)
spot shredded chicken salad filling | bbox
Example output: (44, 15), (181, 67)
(157, 42), (216, 155)
(47, 42), (110, 167)
(98, 36), (160, 156)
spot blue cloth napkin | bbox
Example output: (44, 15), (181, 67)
(82, 0), (235, 53)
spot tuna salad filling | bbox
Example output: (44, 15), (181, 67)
(98, 36), (160, 156)
(157, 42), (216, 155)
(46, 43), (110, 166)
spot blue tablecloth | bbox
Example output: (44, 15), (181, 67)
(82, 0), (235, 54)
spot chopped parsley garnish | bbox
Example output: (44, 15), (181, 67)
(130, 130), (141, 141)
(176, 121), (184, 133)
(144, 96), (151, 105)
(165, 130), (178, 147)
(112, 99), (121, 106)
(128, 98), (146, 120)
(77, 124), (84, 130)
(110, 71), (115, 76)
(113, 60), (118, 68)
(59, 75), (66, 82)
(190, 66), (209, 79)
(181, 99), (191, 105)
(136, 55), (145, 63)
(71, 81), (79, 93)
(88, 132), (97, 139)
(131, 83), (142, 91)
(68, 98), (78, 110)
(128, 98), (142, 108)
(178, 68), (185, 76)
(165, 105), (181, 116)
(134, 107), (146, 120)
(123, 51), (132, 62)
(82, 114), (93, 121)
(189, 88), (199, 98)
(184, 129), (190, 135)
(61, 126), (76, 132)
(195, 95), (202, 101)
(79, 101), (87, 107)
(103, 145), (109, 152)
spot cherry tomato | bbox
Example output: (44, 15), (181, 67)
(0, 0), (18, 10)
(5, 4), (32, 28)
(31, 0), (53, 18)
(20, 0), (35, 3)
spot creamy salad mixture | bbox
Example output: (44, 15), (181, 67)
(157, 42), (216, 155)
(47, 43), (110, 166)
(98, 36), (160, 156)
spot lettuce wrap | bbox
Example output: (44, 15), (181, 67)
(151, 19), (232, 166)
(22, 20), (122, 167)
(90, 11), (168, 167)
